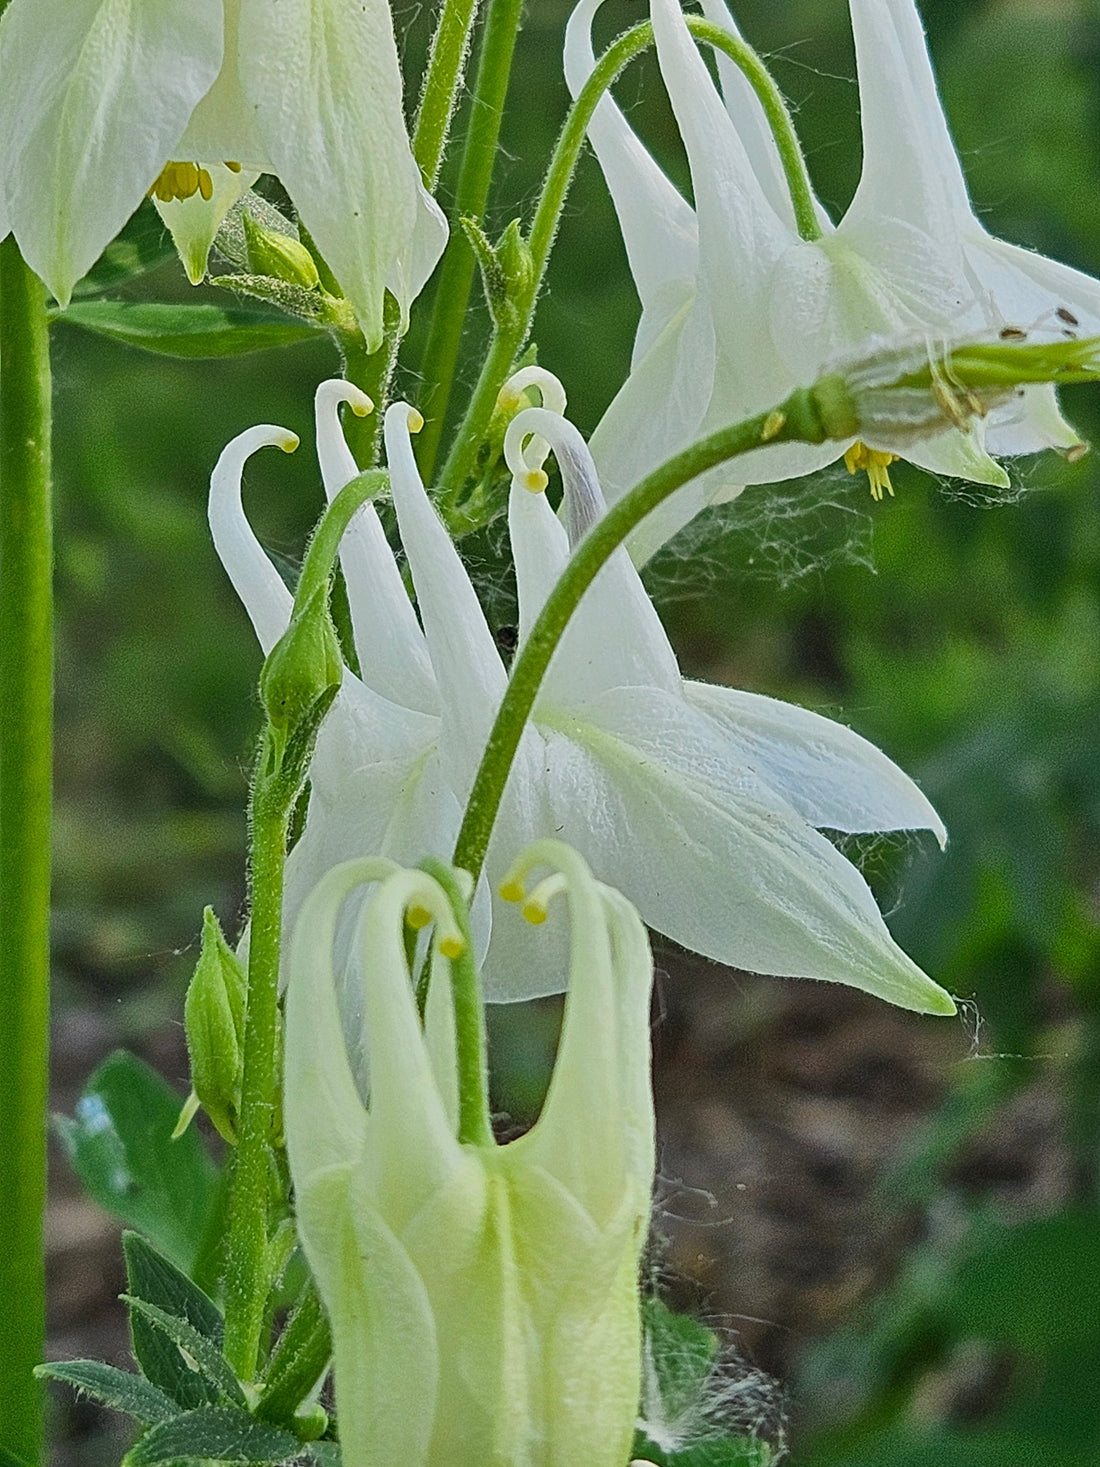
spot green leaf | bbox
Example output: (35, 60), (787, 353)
(0, 1450), (33, 1467)
(50, 300), (322, 357)
(68, 201), (177, 299)
(256, 1280), (331, 1426)
(122, 1296), (246, 1411)
(56, 1051), (220, 1274)
(34, 1359), (176, 1424)
(123, 1234), (228, 1411)
(122, 1407), (299, 1466)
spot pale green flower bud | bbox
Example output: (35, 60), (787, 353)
(242, 212), (321, 291)
(178, 907), (246, 1144)
(284, 843), (656, 1467)
(258, 581), (343, 776)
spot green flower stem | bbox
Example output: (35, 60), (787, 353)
(690, 19), (821, 244)
(221, 467), (391, 1380)
(413, 0), (484, 189)
(222, 774), (290, 1382)
(420, 859), (494, 1147)
(438, 14), (817, 507)
(337, 295), (403, 467)
(452, 381), (848, 880)
(416, 0), (527, 482)
(0, 236), (52, 1467)
(437, 20), (655, 505)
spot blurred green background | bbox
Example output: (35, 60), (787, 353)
(46, 0), (1100, 1463)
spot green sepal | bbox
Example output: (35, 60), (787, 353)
(461, 214), (507, 325)
(209, 273), (344, 327)
(255, 1280), (332, 1427)
(123, 1233), (228, 1411)
(121, 1407), (300, 1466)
(50, 300), (323, 357)
(243, 213), (321, 290)
(56, 1053), (220, 1275)
(182, 907), (247, 1144)
(33, 1360), (176, 1426)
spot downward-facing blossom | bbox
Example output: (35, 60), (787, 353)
(284, 845), (654, 1467)
(213, 375), (952, 1013)
(382, 383), (954, 1013)
(565, 0), (1100, 560)
(0, 0), (445, 345)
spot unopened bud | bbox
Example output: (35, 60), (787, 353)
(180, 907), (247, 1144)
(259, 583), (343, 765)
(243, 212), (321, 290)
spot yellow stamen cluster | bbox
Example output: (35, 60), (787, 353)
(149, 159), (242, 203)
(844, 440), (898, 501)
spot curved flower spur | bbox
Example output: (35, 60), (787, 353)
(284, 843), (655, 1467)
(565, 0), (1100, 560)
(0, 0), (446, 344)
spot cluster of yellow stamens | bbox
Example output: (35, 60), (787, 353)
(149, 159), (242, 203)
(844, 440), (899, 501)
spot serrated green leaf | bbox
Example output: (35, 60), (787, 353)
(56, 1052), (219, 1274)
(123, 1234), (227, 1411)
(122, 1407), (299, 1466)
(305, 1444), (341, 1467)
(122, 1296), (246, 1410)
(34, 1359), (176, 1424)
(68, 201), (177, 299)
(50, 301), (322, 357)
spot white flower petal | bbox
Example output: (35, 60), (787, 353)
(175, 0), (269, 167)
(0, 0), (223, 302)
(239, 0), (446, 351)
(682, 680), (946, 844)
(554, 687), (955, 1014)
(314, 381), (439, 714)
(385, 404), (506, 795)
(208, 423), (297, 654)
(152, 163), (257, 284)
(844, 0), (973, 249)
(564, 0), (698, 319)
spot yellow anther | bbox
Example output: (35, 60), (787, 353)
(438, 934), (465, 960)
(406, 408), (424, 433)
(406, 904), (433, 930)
(844, 441), (898, 501)
(521, 467), (548, 494)
(498, 879), (525, 904)
(226, 161), (242, 173)
(149, 160), (221, 203)
(760, 409), (786, 442)
(522, 872), (567, 925)
(522, 899), (548, 925)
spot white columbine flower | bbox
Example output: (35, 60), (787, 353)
(284, 844), (655, 1467)
(0, 0), (445, 346)
(382, 379), (954, 1014)
(565, 0), (1100, 560)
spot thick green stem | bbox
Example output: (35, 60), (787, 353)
(452, 386), (835, 880)
(337, 296), (402, 467)
(420, 859), (493, 1146)
(222, 774), (291, 1381)
(416, 0), (526, 481)
(413, 0), (483, 189)
(0, 236), (53, 1467)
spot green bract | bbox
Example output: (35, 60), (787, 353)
(0, 0), (446, 346)
(284, 844), (655, 1467)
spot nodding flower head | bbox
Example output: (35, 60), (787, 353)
(284, 843), (656, 1467)
(0, 0), (446, 344)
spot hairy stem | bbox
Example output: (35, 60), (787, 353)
(413, 0), (484, 189)
(452, 385), (837, 879)
(0, 236), (52, 1467)
(222, 771), (291, 1381)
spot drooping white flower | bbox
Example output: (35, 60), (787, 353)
(0, 0), (445, 345)
(382, 383), (955, 1014)
(284, 844), (654, 1467)
(565, 0), (1100, 560)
